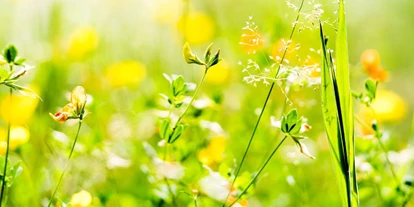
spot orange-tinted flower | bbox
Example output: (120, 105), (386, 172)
(240, 29), (264, 54)
(368, 67), (389, 82)
(361, 49), (380, 71)
(271, 39), (296, 60)
(197, 135), (226, 166)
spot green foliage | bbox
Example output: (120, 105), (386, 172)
(319, 0), (359, 204)
(3, 45), (17, 64)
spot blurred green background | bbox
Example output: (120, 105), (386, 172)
(0, 0), (412, 206)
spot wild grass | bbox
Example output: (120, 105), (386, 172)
(319, 0), (359, 205)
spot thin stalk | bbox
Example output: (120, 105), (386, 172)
(223, 1), (305, 206)
(174, 68), (207, 127)
(0, 87), (12, 207)
(227, 136), (288, 207)
(354, 115), (400, 188)
(47, 121), (83, 207)
(165, 178), (178, 207)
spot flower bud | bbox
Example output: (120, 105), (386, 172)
(70, 86), (87, 114)
(183, 42), (203, 65)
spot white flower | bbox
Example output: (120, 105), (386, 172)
(154, 158), (185, 180)
(199, 167), (230, 202)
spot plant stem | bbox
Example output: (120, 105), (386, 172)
(0, 87), (12, 207)
(47, 121), (83, 207)
(174, 69), (207, 128)
(227, 136), (288, 207)
(354, 115), (400, 188)
(223, 1), (304, 206)
(165, 178), (178, 207)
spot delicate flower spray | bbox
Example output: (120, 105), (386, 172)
(223, 0), (326, 205)
(48, 86), (88, 207)
(0, 45), (40, 207)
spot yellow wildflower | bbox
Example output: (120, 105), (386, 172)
(198, 135), (226, 166)
(106, 61), (147, 87)
(70, 190), (92, 207)
(1, 93), (39, 125)
(359, 90), (407, 123)
(204, 61), (232, 85)
(153, 0), (182, 24)
(240, 29), (264, 54)
(178, 12), (215, 45)
(68, 27), (99, 60)
(0, 126), (30, 154)
(50, 86), (88, 123)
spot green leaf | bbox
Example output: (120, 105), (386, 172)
(14, 57), (26, 65)
(0, 68), (9, 82)
(290, 118), (302, 135)
(3, 45), (18, 63)
(286, 109), (298, 128)
(336, 1), (359, 204)
(160, 119), (171, 140)
(320, 12), (358, 207)
(364, 78), (377, 101)
(171, 75), (187, 97)
(204, 43), (213, 63)
(281, 115), (288, 133)
(169, 124), (187, 143)
(207, 49), (221, 68)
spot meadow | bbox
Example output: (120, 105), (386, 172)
(0, 0), (413, 206)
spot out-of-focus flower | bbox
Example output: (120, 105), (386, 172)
(198, 135), (226, 166)
(0, 126), (30, 155)
(360, 49), (389, 82)
(153, 0), (182, 24)
(154, 158), (185, 180)
(240, 20), (264, 55)
(0, 92), (39, 125)
(50, 86), (88, 123)
(105, 61), (146, 87)
(70, 190), (92, 207)
(107, 153), (132, 169)
(271, 39), (296, 60)
(199, 169), (230, 202)
(204, 61), (232, 85)
(68, 27), (99, 59)
(359, 90), (407, 123)
(178, 12), (215, 45)
(367, 67), (389, 82)
(361, 49), (380, 71)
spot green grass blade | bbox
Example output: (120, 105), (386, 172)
(319, 23), (350, 207)
(336, 0), (359, 205)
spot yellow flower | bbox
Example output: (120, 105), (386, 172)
(1, 93), (39, 125)
(106, 61), (146, 87)
(153, 0), (182, 24)
(271, 39), (296, 60)
(50, 86), (88, 123)
(68, 27), (99, 60)
(0, 126), (30, 155)
(240, 29), (264, 54)
(178, 12), (215, 45)
(198, 135), (226, 166)
(359, 90), (407, 123)
(205, 61), (232, 85)
(71, 86), (87, 114)
(70, 190), (92, 207)
(182, 42), (203, 65)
